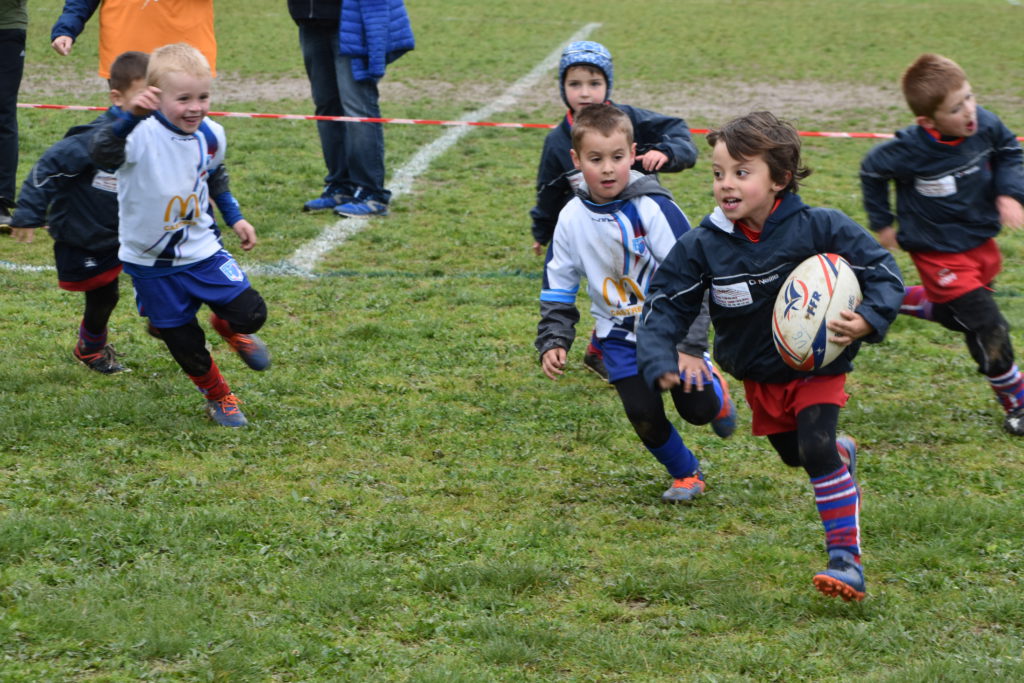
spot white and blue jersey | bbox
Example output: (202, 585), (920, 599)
(114, 112), (228, 269)
(537, 172), (691, 353)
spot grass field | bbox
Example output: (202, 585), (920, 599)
(2, 1), (1024, 680)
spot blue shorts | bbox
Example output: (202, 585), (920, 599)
(128, 251), (252, 328)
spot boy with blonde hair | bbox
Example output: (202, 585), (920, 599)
(860, 53), (1024, 435)
(639, 112), (903, 600)
(11, 50), (149, 374)
(537, 104), (733, 504)
(91, 42), (269, 427)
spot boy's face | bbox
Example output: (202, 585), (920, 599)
(919, 81), (977, 138)
(109, 77), (148, 109)
(570, 128), (635, 204)
(564, 65), (608, 115)
(711, 140), (787, 231)
(158, 71), (212, 134)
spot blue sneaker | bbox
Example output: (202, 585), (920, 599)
(661, 471), (705, 503)
(303, 187), (353, 212)
(836, 435), (857, 479)
(334, 198), (389, 218)
(813, 549), (866, 602)
(210, 315), (271, 371)
(206, 393), (249, 427)
(710, 364), (737, 438)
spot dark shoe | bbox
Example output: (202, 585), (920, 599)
(1004, 407), (1024, 436)
(582, 349), (609, 382)
(205, 393), (249, 427)
(73, 343), (128, 374)
(709, 362), (737, 438)
(210, 315), (271, 371)
(334, 198), (389, 217)
(813, 550), (866, 602)
(303, 187), (354, 212)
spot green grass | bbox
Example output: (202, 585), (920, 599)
(3, 0), (1024, 680)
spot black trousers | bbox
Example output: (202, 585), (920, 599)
(0, 28), (26, 206)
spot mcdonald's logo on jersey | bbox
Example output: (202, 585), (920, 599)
(602, 276), (645, 307)
(163, 194), (202, 231)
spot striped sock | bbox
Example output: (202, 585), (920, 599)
(77, 322), (108, 354)
(989, 365), (1024, 413)
(647, 426), (700, 479)
(189, 359), (231, 400)
(811, 465), (861, 563)
(900, 285), (934, 320)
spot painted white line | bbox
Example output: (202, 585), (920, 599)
(250, 22), (602, 277)
(0, 260), (55, 273)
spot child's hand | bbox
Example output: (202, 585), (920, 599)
(11, 227), (35, 243)
(875, 226), (899, 250)
(677, 352), (711, 393)
(541, 347), (567, 380)
(636, 149), (669, 172)
(531, 241), (545, 256)
(51, 36), (73, 56)
(827, 309), (873, 345)
(996, 195), (1024, 229)
(231, 219), (257, 251)
(128, 86), (162, 117)
(656, 371), (680, 391)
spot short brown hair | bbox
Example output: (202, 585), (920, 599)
(707, 111), (811, 194)
(147, 42), (211, 88)
(571, 103), (634, 153)
(901, 53), (966, 118)
(108, 51), (149, 93)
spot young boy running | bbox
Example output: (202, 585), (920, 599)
(90, 42), (269, 427)
(11, 51), (149, 374)
(530, 41), (698, 381)
(638, 112), (904, 600)
(860, 53), (1024, 436)
(537, 103), (733, 504)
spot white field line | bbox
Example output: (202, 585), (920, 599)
(249, 21), (602, 278)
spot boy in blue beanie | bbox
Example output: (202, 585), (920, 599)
(529, 41), (699, 383)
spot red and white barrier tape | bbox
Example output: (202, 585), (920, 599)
(16, 101), (1024, 141)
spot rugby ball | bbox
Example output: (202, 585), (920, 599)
(772, 253), (863, 371)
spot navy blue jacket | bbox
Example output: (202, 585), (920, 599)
(637, 193), (904, 387)
(530, 102), (698, 246)
(49, 0), (100, 42)
(860, 106), (1024, 253)
(12, 110), (121, 253)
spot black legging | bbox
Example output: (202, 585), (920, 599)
(82, 279), (119, 335)
(767, 403), (842, 478)
(613, 374), (720, 448)
(931, 287), (1015, 377)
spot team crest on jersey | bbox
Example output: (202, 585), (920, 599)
(219, 259), (245, 282)
(632, 237), (647, 255)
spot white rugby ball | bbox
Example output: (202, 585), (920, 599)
(772, 253), (863, 371)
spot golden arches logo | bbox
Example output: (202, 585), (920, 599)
(163, 194), (202, 231)
(602, 276), (645, 307)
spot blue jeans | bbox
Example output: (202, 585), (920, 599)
(0, 29), (26, 207)
(298, 23), (390, 203)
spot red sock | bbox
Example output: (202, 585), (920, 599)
(210, 314), (234, 340)
(189, 359), (231, 400)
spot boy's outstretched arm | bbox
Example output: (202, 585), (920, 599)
(208, 165), (254, 249)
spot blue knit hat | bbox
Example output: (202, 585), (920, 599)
(558, 41), (613, 108)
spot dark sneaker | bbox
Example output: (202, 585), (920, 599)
(73, 343), (128, 374)
(205, 393), (249, 427)
(334, 198), (389, 218)
(210, 316), (271, 371)
(303, 187), (353, 212)
(582, 349), (609, 382)
(0, 204), (11, 230)
(836, 435), (858, 479)
(1004, 408), (1024, 436)
(813, 550), (866, 602)
(661, 471), (705, 503)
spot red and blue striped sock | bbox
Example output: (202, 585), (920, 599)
(989, 365), (1024, 413)
(900, 285), (934, 320)
(77, 321), (108, 354)
(811, 465), (861, 563)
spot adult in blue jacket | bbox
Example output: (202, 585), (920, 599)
(290, 0), (414, 218)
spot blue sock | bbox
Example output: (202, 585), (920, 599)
(647, 427), (700, 479)
(77, 322), (107, 353)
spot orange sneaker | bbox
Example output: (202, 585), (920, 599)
(661, 472), (705, 503)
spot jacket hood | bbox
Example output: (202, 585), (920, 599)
(576, 170), (671, 208)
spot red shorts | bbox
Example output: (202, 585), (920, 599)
(910, 239), (1001, 304)
(743, 374), (849, 436)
